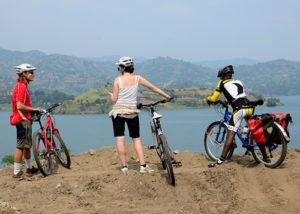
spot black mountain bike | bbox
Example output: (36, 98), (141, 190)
(137, 99), (181, 186)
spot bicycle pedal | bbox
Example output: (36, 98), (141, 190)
(172, 161), (182, 167)
(244, 150), (251, 156)
(148, 145), (156, 150)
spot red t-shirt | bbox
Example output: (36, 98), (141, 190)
(11, 81), (32, 122)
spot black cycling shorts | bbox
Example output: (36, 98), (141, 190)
(112, 116), (140, 138)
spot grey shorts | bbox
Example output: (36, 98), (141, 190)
(16, 120), (32, 149)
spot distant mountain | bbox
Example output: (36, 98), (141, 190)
(235, 59), (300, 96)
(85, 55), (149, 63)
(195, 58), (260, 68)
(0, 48), (299, 102)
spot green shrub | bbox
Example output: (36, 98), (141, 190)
(1, 155), (14, 166)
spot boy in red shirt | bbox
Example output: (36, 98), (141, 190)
(10, 64), (41, 178)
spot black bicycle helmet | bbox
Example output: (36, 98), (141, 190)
(217, 65), (234, 77)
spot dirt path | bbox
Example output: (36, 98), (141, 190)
(1, 145), (300, 214)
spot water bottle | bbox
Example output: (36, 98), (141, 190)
(46, 126), (51, 139)
(149, 122), (156, 148)
(150, 122), (155, 133)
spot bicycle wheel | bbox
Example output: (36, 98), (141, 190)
(155, 135), (166, 170)
(250, 125), (287, 168)
(204, 121), (234, 161)
(52, 131), (71, 168)
(32, 132), (52, 176)
(159, 134), (175, 186)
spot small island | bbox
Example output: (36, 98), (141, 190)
(265, 97), (283, 107)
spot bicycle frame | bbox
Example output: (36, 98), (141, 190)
(138, 101), (165, 153)
(151, 111), (164, 142)
(217, 102), (253, 149)
(32, 103), (71, 176)
(37, 112), (60, 153)
(138, 100), (165, 139)
(34, 103), (61, 152)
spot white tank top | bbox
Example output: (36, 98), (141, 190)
(116, 75), (139, 105)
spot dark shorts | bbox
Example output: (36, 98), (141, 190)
(16, 120), (32, 149)
(112, 116), (140, 138)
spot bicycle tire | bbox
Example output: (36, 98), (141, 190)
(155, 136), (166, 170)
(250, 125), (287, 168)
(32, 132), (52, 176)
(159, 134), (175, 186)
(52, 131), (71, 168)
(204, 121), (234, 161)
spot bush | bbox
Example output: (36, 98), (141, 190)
(1, 155), (14, 166)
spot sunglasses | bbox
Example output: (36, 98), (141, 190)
(26, 71), (34, 74)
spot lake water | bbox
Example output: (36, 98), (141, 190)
(1, 95), (299, 166)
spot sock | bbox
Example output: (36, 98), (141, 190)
(25, 159), (32, 169)
(141, 164), (146, 167)
(14, 162), (22, 175)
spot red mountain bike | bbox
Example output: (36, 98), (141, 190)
(32, 103), (71, 176)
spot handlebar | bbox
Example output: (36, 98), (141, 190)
(32, 103), (62, 122)
(137, 98), (173, 109)
(41, 103), (62, 114)
(208, 100), (228, 108)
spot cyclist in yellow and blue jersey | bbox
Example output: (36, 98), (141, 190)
(206, 65), (254, 164)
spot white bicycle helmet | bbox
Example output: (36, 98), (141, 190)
(116, 56), (134, 67)
(15, 63), (36, 74)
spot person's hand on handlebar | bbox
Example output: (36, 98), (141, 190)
(206, 99), (212, 106)
(165, 97), (173, 102)
(39, 109), (47, 114)
(31, 107), (43, 113)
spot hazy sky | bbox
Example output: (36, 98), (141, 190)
(1, 0), (299, 61)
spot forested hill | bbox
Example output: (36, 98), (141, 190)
(1, 48), (300, 101)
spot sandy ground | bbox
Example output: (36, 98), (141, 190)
(0, 144), (300, 214)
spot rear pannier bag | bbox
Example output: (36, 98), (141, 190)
(269, 112), (292, 143)
(248, 114), (274, 145)
(269, 112), (292, 132)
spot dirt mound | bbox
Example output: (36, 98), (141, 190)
(0, 144), (300, 214)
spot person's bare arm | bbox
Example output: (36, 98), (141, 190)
(109, 78), (119, 103)
(139, 76), (171, 101)
(16, 101), (40, 112)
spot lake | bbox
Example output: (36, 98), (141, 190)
(1, 95), (299, 165)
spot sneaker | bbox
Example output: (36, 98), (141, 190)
(26, 166), (39, 177)
(121, 166), (128, 173)
(263, 158), (271, 163)
(140, 165), (154, 173)
(216, 159), (224, 165)
(13, 171), (24, 178)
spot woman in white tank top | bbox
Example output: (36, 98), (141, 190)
(109, 56), (171, 173)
